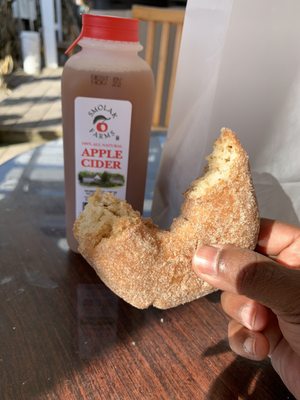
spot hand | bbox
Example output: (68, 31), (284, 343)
(192, 218), (300, 399)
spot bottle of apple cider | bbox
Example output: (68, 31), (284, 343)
(61, 14), (154, 252)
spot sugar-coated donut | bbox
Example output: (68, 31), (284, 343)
(74, 128), (259, 309)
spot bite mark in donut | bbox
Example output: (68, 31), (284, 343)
(74, 128), (260, 309)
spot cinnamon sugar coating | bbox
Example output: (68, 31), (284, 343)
(74, 128), (260, 309)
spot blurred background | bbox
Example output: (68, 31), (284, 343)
(0, 0), (186, 163)
(0, 0), (186, 74)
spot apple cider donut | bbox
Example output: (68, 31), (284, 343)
(73, 128), (259, 309)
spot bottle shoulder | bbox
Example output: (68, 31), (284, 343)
(63, 48), (152, 74)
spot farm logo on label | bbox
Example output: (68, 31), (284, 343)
(88, 104), (119, 140)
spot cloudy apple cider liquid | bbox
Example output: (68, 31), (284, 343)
(61, 14), (154, 251)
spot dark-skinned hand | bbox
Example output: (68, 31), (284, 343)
(193, 219), (300, 399)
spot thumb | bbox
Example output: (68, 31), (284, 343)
(192, 245), (300, 318)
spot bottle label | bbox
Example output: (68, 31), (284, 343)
(74, 96), (132, 217)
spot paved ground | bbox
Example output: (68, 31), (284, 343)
(0, 68), (62, 164)
(0, 68), (166, 174)
(0, 141), (42, 165)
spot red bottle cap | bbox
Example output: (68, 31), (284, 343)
(66, 14), (139, 55)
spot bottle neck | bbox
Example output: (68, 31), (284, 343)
(78, 37), (142, 53)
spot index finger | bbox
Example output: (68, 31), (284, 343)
(257, 219), (300, 267)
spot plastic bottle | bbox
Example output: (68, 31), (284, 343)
(61, 14), (154, 252)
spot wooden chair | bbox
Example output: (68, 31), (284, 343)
(132, 5), (185, 132)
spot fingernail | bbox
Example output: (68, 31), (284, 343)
(193, 245), (219, 275)
(257, 237), (267, 249)
(240, 304), (255, 330)
(243, 337), (255, 355)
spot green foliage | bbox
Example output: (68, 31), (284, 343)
(78, 170), (125, 187)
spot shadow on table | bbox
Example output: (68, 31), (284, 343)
(205, 353), (295, 400)
(202, 259), (298, 400)
(203, 337), (295, 399)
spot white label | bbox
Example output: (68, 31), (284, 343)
(75, 97), (132, 217)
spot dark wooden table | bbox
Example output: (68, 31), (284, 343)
(0, 139), (295, 400)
